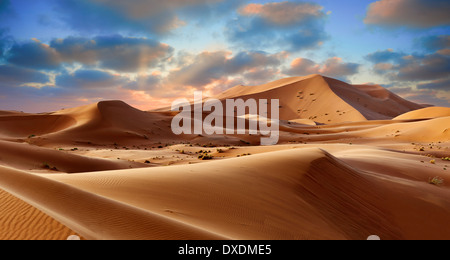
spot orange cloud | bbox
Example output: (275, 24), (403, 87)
(287, 57), (360, 80)
(365, 0), (450, 28)
(238, 1), (324, 25)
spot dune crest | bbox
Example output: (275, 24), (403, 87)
(216, 75), (424, 124)
(394, 107), (450, 120)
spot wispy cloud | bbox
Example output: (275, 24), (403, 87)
(226, 1), (328, 52)
(167, 50), (287, 89)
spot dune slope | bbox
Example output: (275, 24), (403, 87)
(394, 107), (450, 120)
(215, 75), (424, 123)
(0, 165), (226, 240)
(0, 101), (179, 146)
(43, 148), (450, 240)
(0, 140), (146, 173)
(0, 189), (81, 240)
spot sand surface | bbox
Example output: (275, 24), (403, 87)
(0, 75), (449, 240)
(0, 189), (82, 240)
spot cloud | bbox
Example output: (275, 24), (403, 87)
(5, 35), (173, 72)
(228, 51), (286, 71)
(419, 35), (450, 51)
(285, 57), (360, 81)
(285, 58), (319, 75)
(7, 39), (61, 70)
(365, 49), (405, 64)
(54, 0), (228, 35)
(125, 73), (162, 91)
(396, 53), (450, 81)
(227, 1), (328, 51)
(417, 78), (450, 90)
(178, 0), (242, 23)
(365, 0), (450, 28)
(0, 64), (49, 85)
(243, 67), (280, 85)
(55, 69), (127, 89)
(51, 35), (174, 72)
(388, 86), (449, 106)
(367, 48), (450, 106)
(167, 50), (287, 89)
(92, 0), (228, 19)
(372, 63), (395, 75)
(367, 49), (450, 81)
(238, 2), (324, 26)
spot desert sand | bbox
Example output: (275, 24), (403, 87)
(0, 189), (82, 240)
(0, 75), (449, 240)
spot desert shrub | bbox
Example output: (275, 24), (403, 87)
(42, 162), (58, 171)
(429, 177), (444, 186)
(198, 154), (214, 160)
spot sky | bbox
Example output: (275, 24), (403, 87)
(0, 0), (449, 112)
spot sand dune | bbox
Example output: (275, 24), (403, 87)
(44, 149), (449, 239)
(0, 147), (444, 240)
(0, 74), (448, 240)
(0, 165), (226, 240)
(0, 140), (147, 173)
(0, 75), (426, 146)
(0, 189), (82, 240)
(0, 101), (179, 146)
(327, 79), (424, 119)
(43, 148), (397, 240)
(215, 75), (424, 124)
(355, 116), (450, 142)
(394, 107), (450, 120)
(47, 101), (179, 145)
(0, 112), (76, 139)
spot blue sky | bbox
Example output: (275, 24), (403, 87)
(0, 0), (449, 112)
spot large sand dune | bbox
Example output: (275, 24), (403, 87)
(1, 147), (449, 240)
(394, 107), (450, 120)
(0, 74), (448, 240)
(0, 101), (178, 146)
(216, 75), (424, 123)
